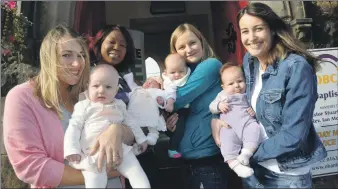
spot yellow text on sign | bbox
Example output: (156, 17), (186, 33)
(317, 130), (338, 147)
(323, 139), (336, 147)
(317, 74), (337, 85)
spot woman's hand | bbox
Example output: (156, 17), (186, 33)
(121, 124), (135, 146)
(211, 118), (230, 147)
(89, 124), (134, 173)
(166, 113), (179, 132)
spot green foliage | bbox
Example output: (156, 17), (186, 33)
(1, 1), (32, 63)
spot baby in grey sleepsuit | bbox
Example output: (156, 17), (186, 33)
(209, 63), (265, 178)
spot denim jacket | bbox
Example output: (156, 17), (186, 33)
(242, 52), (327, 171)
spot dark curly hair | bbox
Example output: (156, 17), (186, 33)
(88, 25), (136, 72)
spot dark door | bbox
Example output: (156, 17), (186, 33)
(130, 14), (211, 189)
(131, 14), (211, 68)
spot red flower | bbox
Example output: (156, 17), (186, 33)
(239, 1), (248, 9)
(8, 35), (15, 42)
(7, 1), (17, 9)
(2, 49), (11, 56)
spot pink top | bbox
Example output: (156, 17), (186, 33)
(3, 82), (65, 188)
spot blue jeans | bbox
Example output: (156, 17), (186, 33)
(242, 163), (312, 188)
(182, 156), (230, 189)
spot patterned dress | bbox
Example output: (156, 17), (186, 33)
(115, 71), (133, 105)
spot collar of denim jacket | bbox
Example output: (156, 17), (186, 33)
(265, 63), (279, 75)
(247, 53), (280, 76)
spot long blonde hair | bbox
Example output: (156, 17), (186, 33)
(170, 23), (217, 62)
(237, 3), (320, 72)
(33, 25), (90, 118)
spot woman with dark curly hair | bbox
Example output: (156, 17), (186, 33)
(89, 25), (161, 189)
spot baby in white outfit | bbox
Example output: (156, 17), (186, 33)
(64, 64), (150, 188)
(123, 76), (167, 154)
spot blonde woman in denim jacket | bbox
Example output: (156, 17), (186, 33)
(213, 2), (327, 188)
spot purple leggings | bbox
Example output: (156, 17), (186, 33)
(219, 94), (261, 161)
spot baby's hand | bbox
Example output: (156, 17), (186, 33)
(66, 154), (81, 163)
(247, 107), (256, 117)
(218, 102), (230, 113)
(156, 96), (165, 106)
(139, 142), (148, 154)
(165, 103), (174, 113)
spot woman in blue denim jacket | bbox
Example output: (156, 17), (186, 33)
(215, 3), (327, 188)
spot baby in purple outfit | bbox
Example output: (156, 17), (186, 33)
(209, 63), (263, 178)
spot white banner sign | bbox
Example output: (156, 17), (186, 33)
(309, 48), (338, 177)
(128, 29), (146, 81)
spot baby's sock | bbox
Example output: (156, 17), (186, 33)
(168, 150), (182, 158)
(146, 134), (158, 145)
(237, 148), (253, 166)
(229, 159), (254, 178)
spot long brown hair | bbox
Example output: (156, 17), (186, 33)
(237, 3), (320, 72)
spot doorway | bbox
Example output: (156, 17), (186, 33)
(130, 14), (211, 68)
(130, 14), (210, 188)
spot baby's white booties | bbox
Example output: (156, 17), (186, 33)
(237, 148), (253, 166)
(146, 133), (159, 145)
(229, 159), (254, 178)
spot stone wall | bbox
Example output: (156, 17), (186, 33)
(305, 1), (338, 48)
(258, 1), (338, 49)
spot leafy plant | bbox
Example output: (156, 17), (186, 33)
(1, 1), (32, 63)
